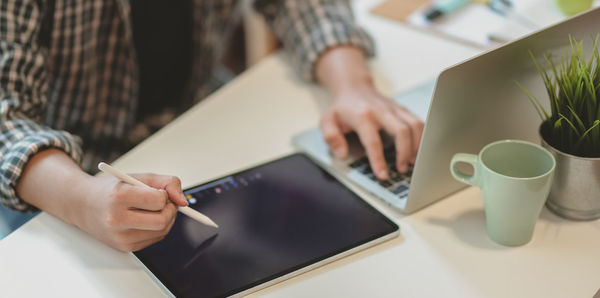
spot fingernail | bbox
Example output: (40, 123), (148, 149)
(333, 147), (344, 158)
(377, 169), (388, 180)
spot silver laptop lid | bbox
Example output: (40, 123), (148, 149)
(405, 7), (600, 212)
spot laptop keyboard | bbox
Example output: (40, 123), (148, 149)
(348, 146), (412, 199)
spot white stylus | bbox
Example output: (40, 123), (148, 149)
(98, 162), (218, 228)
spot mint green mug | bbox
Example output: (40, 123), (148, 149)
(450, 140), (556, 246)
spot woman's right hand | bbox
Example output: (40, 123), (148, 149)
(74, 173), (189, 252)
(17, 149), (189, 252)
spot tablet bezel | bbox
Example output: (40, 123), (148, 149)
(132, 153), (400, 297)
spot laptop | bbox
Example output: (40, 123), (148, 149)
(293, 8), (600, 214)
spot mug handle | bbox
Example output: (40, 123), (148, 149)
(450, 153), (479, 186)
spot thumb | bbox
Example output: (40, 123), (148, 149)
(164, 181), (188, 207)
(134, 174), (189, 207)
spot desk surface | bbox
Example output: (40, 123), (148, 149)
(1, 1), (599, 297)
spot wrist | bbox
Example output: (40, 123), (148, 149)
(17, 149), (92, 226)
(329, 75), (375, 99)
(315, 46), (374, 98)
(62, 173), (96, 227)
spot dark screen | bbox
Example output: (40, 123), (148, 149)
(134, 154), (398, 297)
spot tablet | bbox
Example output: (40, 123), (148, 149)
(134, 153), (399, 297)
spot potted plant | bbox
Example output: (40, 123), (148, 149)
(518, 35), (600, 220)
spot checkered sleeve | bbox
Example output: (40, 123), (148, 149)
(254, 0), (375, 81)
(0, 0), (82, 212)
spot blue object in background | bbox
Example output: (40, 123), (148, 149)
(0, 205), (38, 239)
(425, 0), (471, 20)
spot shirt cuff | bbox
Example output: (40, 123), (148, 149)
(0, 119), (82, 212)
(261, 0), (376, 81)
(298, 19), (375, 81)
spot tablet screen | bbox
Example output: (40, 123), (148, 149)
(134, 154), (398, 297)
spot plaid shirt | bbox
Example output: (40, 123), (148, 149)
(0, 0), (374, 212)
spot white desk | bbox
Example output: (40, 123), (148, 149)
(1, 1), (599, 297)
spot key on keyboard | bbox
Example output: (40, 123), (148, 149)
(347, 146), (413, 197)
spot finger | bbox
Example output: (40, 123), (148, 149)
(355, 121), (388, 180)
(119, 202), (178, 231)
(394, 106), (425, 163)
(132, 174), (188, 206)
(117, 183), (168, 211)
(117, 214), (176, 244)
(125, 235), (166, 252)
(339, 122), (352, 133)
(126, 214), (177, 251)
(320, 112), (348, 158)
(376, 110), (412, 173)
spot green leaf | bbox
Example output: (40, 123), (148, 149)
(576, 120), (600, 151)
(520, 34), (600, 157)
(558, 113), (581, 136)
(515, 80), (549, 120)
(567, 105), (585, 131)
